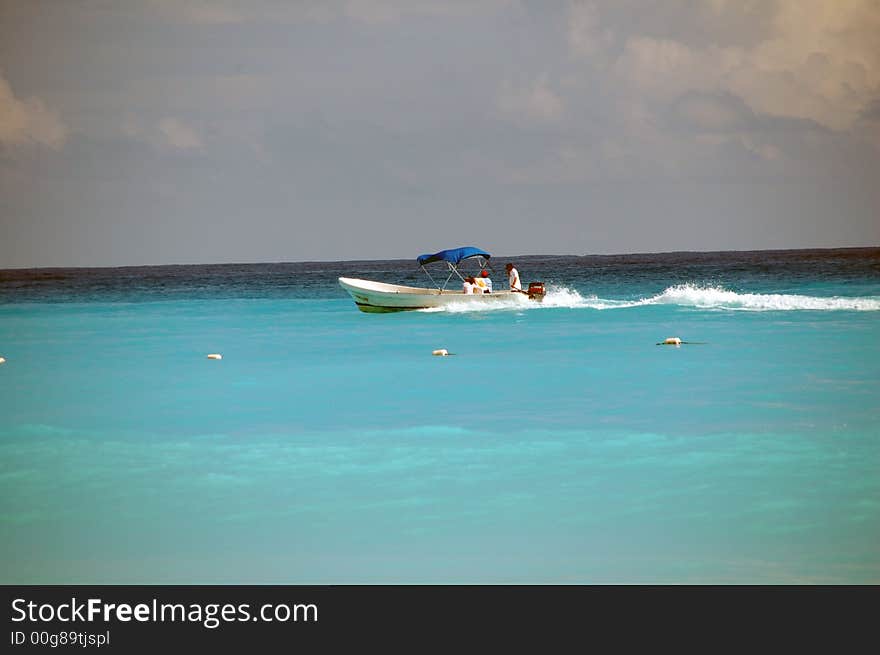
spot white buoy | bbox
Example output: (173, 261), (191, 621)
(662, 337), (682, 346)
(206, 353), (223, 360)
(0, 356), (5, 364)
(432, 349), (449, 356)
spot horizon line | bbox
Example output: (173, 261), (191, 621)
(2, 244), (878, 272)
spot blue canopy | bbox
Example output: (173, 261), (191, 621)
(417, 247), (491, 267)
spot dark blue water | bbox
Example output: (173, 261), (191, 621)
(1, 248), (878, 582)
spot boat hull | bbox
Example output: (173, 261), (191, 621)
(338, 277), (536, 312)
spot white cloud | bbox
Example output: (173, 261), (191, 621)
(0, 74), (68, 148)
(673, 93), (752, 132)
(499, 77), (566, 123)
(613, 37), (742, 103)
(121, 115), (203, 151)
(569, 0), (880, 132)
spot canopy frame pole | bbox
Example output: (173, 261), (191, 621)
(443, 263), (464, 291)
(417, 251), (492, 294)
(449, 262), (467, 283)
(420, 265), (443, 292)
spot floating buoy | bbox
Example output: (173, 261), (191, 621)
(655, 337), (707, 346)
(206, 353), (223, 360)
(432, 349), (449, 356)
(0, 356), (5, 364)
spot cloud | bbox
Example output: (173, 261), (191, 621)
(613, 36), (740, 103)
(667, 91), (796, 161)
(568, 0), (880, 132)
(0, 74), (68, 149)
(122, 116), (203, 151)
(499, 77), (566, 123)
(671, 92), (755, 133)
(855, 99), (880, 151)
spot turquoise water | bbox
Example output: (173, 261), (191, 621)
(1, 250), (879, 583)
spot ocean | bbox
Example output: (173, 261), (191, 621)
(1, 248), (878, 583)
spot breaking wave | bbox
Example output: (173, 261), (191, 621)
(420, 283), (880, 313)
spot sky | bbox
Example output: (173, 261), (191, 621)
(1, 0), (879, 268)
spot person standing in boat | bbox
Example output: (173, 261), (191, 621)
(505, 263), (521, 292)
(462, 276), (477, 294)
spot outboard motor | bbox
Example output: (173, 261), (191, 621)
(527, 282), (545, 300)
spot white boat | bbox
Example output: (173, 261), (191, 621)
(339, 277), (539, 312)
(339, 247), (545, 313)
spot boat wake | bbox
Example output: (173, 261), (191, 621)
(640, 284), (880, 312)
(418, 283), (880, 313)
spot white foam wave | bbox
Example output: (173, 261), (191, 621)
(645, 284), (880, 312)
(416, 285), (626, 312)
(540, 286), (595, 308)
(421, 296), (530, 313)
(417, 283), (880, 313)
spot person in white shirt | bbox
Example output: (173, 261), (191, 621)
(462, 276), (476, 294)
(505, 263), (521, 292)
